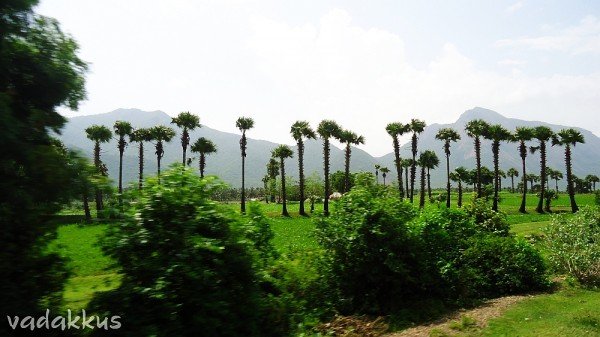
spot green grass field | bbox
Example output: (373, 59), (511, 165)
(49, 191), (598, 336)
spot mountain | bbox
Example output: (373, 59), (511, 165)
(59, 107), (600, 189)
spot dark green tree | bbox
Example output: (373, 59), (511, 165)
(547, 168), (563, 193)
(374, 164), (381, 184)
(420, 150), (439, 200)
(483, 124), (512, 211)
(236, 117), (254, 213)
(409, 119), (426, 202)
(85, 125), (112, 211)
(149, 125), (176, 181)
(451, 166), (470, 207)
(380, 167), (390, 185)
(130, 128), (152, 190)
(435, 128), (461, 207)
(114, 121), (133, 198)
(553, 128), (585, 212)
(402, 158), (412, 199)
(191, 137), (217, 178)
(317, 120), (342, 216)
(271, 145), (294, 216)
(171, 111), (201, 166)
(530, 126), (554, 213)
(386, 122), (410, 199)
(507, 168), (519, 193)
(267, 158), (279, 203)
(465, 119), (490, 198)
(290, 121), (316, 215)
(514, 127), (534, 212)
(339, 129), (365, 193)
(585, 174), (599, 192)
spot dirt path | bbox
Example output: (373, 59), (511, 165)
(385, 295), (531, 337)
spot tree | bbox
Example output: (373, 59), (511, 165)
(290, 121), (316, 216)
(339, 129), (365, 193)
(1, 2), (87, 327)
(483, 124), (512, 211)
(374, 164), (381, 184)
(149, 125), (176, 181)
(526, 174), (540, 192)
(409, 119), (426, 202)
(435, 128), (461, 207)
(380, 167), (390, 185)
(507, 168), (519, 193)
(553, 128), (585, 212)
(236, 117), (254, 214)
(272, 145), (294, 216)
(514, 127), (534, 213)
(530, 126), (554, 213)
(451, 167), (470, 207)
(114, 121), (133, 198)
(402, 158), (412, 199)
(171, 111), (201, 166)
(547, 168), (563, 193)
(586, 174), (599, 192)
(317, 120), (342, 216)
(129, 128), (152, 190)
(191, 137), (217, 178)
(465, 119), (490, 198)
(417, 153), (428, 208)
(420, 150), (439, 200)
(85, 125), (112, 211)
(498, 169), (506, 191)
(267, 158), (279, 203)
(386, 122), (410, 199)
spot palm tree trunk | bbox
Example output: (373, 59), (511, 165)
(241, 145), (246, 214)
(475, 137), (482, 198)
(393, 137), (404, 200)
(83, 191), (91, 222)
(200, 153), (206, 178)
(344, 143), (351, 193)
(492, 141), (500, 211)
(536, 142), (546, 213)
(519, 154), (527, 213)
(427, 168), (432, 200)
(93, 141), (103, 212)
(410, 135), (417, 203)
(445, 153), (451, 208)
(323, 138), (330, 216)
(555, 178), (559, 193)
(118, 149), (124, 195)
(458, 180), (463, 208)
(419, 165), (426, 208)
(138, 142), (144, 190)
(281, 158), (289, 216)
(298, 140), (306, 216)
(182, 129), (188, 166)
(565, 145), (578, 213)
(511, 176), (514, 193)
(405, 167), (409, 200)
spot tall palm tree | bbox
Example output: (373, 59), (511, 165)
(408, 119), (427, 203)
(507, 168), (519, 193)
(526, 173), (539, 192)
(402, 158), (412, 199)
(129, 128), (152, 190)
(261, 175), (270, 203)
(514, 127), (534, 213)
(498, 169), (506, 191)
(553, 128), (585, 213)
(317, 120), (342, 216)
(290, 121), (316, 216)
(546, 168), (562, 193)
(149, 126), (176, 181)
(339, 130), (365, 193)
(380, 167), (390, 185)
(419, 150), (439, 200)
(417, 152), (428, 208)
(483, 124), (512, 211)
(386, 122), (410, 199)
(272, 145), (294, 216)
(191, 137), (217, 178)
(267, 158), (280, 203)
(236, 117), (254, 214)
(435, 128), (461, 207)
(586, 174), (599, 191)
(85, 125), (112, 211)
(374, 164), (381, 184)
(451, 166), (470, 207)
(530, 126), (554, 213)
(465, 119), (490, 198)
(113, 121), (133, 197)
(171, 111), (201, 166)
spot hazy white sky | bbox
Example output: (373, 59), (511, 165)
(37, 0), (600, 156)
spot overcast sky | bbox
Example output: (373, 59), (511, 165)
(37, 0), (600, 156)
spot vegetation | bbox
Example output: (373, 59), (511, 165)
(113, 121), (133, 197)
(191, 137), (217, 178)
(171, 111), (201, 166)
(236, 116), (255, 214)
(317, 120), (342, 216)
(408, 119), (427, 203)
(465, 119), (490, 198)
(386, 122), (410, 199)
(290, 121), (316, 216)
(436, 127), (461, 208)
(149, 125), (176, 180)
(272, 145), (294, 216)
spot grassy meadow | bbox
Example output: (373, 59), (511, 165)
(50, 190), (599, 336)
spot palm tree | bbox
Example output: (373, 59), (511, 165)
(419, 150), (439, 200)
(374, 164), (381, 184)
(236, 117), (254, 214)
(435, 128), (461, 207)
(272, 145), (294, 216)
(149, 126), (176, 181)
(290, 121), (316, 216)
(546, 168), (562, 193)
(514, 127), (534, 213)
(507, 168), (519, 193)
(380, 167), (390, 185)
(417, 152), (428, 208)
(530, 126), (554, 213)
(317, 120), (342, 216)
(113, 121), (133, 197)
(553, 128), (585, 212)
(465, 119), (490, 198)
(498, 169), (506, 191)
(339, 129), (365, 193)
(386, 122), (410, 199)
(526, 173), (539, 192)
(483, 124), (512, 211)
(267, 158), (279, 203)
(191, 137), (217, 178)
(451, 166), (470, 207)
(171, 111), (201, 166)
(85, 125), (112, 211)
(586, 174), (599, 191)
(402, 159), (412, 199)
(129, 128), (152, 190)
(408, 119), (426, 203)
(261, 175), (270, 203)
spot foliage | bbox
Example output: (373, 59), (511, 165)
(465, 198), (511, 236)
(544, 206), (600, 286)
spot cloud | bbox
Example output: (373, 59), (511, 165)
(498, 58), (526, 66)
(495, 15), (600, 55)
(247, 9), (600, 155)
(506, 1), (523, 13)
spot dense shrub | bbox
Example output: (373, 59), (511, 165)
(465, 198), (511, 235)
(544, 206), (600, 287)
(89, 167), (284, 336)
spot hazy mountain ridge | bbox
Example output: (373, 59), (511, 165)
(59, 107), (600, 188)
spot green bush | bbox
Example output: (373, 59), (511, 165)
(544, 207), (600, 287)
(465, 198), (511, 235)
(89, 167), (284, 336)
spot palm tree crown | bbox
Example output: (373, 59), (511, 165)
(85, 125), (112, 143)
(271, 144), (294, 216)
(553, 128), (585, 213)
(317, 120), (342, 216)
(113, 121), (133, 198)
(435, 127), (460, 208)
(483, 124), (512, 211)
(171, 111), (201, 166)
(236, 116), (254, 214)
(465, 119), (490, 198)
(339, 129), (365, 193)
(386, 122), (410, 199)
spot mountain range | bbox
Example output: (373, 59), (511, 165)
(58, 107), (600, 189)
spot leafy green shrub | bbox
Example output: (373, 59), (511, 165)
(89, 167), (283, 336)
(465, 198), (510, 235)
(453, 235), (548, 298)
(544, 207), (600, 287)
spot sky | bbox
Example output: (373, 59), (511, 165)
(37, 0), (600, 156)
